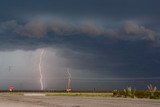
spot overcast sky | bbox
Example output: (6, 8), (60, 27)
(0, 0), (160, 90)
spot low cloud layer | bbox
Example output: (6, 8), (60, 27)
(0, 18), (112, 37)
(123, 21), (157, 41)
(0, 17), (159, 51)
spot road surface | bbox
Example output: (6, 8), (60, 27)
(0, 94), (160, 107)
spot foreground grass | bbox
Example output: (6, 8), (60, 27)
(46, 92), (113, 97)
(0, 91), (113, 97)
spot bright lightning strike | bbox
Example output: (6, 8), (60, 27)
(39, 49), (45, 90)
(66, 68), (71, 92)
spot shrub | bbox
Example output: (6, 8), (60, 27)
(123, 87), (135, 98)
(147, 84), (157, 99)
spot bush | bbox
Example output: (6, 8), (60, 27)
(123, 87), (135, 98)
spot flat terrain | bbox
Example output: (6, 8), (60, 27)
(0, 93), (160, 107)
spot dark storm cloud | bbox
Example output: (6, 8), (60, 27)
(0, 18), (158, 37)
(0, 0), (160, 81)
(0, 18), (159, 50)
(0, 17), (160, 75)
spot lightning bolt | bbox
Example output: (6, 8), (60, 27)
(39, 49), (45, 90)
(66, 68), (71, 91)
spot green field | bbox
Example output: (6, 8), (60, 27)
(0, 90), (160, 99)
(46, 92), (113, 97)
(0, 91), (113, 97)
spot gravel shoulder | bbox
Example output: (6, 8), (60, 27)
(0, 94), (160, 107)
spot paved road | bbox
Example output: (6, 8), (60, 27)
(0, 94), (160, 107)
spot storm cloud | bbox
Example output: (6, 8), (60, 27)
(0, 0), (160, 90)
(0, 17), (159, 51)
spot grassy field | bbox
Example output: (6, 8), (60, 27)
(0, 91), (113, 97)
(0, 90), (160, 99)
(46, 92), (113, 97)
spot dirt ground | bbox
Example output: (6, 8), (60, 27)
(0, 94), (160, 107)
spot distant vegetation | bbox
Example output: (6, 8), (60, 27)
(113, 84), (160, 99)
(0, 84), (159, 99)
